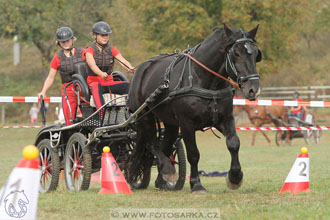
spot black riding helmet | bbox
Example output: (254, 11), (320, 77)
(292, 91), (300, 99)
(56, 27), (74, 42)
(92, 21), (112, 35)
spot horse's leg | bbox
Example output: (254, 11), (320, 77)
(144, 121), (178, 183)
(251, 130), (257, 146)
(180, 124), (206, 193)
(216, 116), (243, 190)
(155, 124), (179, 189)
(260, 130), (271, 145)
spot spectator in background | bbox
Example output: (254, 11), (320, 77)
(29, 103), (39, 124)
(55, 105), (65, 125)
(44, 102), (49, 113)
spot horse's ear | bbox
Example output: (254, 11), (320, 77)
(223, 23), (233, 38)
(247, 24), (259, 39)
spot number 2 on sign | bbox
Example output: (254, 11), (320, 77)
(111, 162), (120, 176)
(299, 161), (307, 176)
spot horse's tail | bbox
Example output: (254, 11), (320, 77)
(127, 130), (154, 184)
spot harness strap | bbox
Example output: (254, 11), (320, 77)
(169, 86), (233, 100)
(212, 96), (219, 126)
(185, 53), (239, 88)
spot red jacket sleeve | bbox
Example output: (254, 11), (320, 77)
(112, 46), (120, 57)
(50, 55), (60, 70)
(85, 47), (95, 56)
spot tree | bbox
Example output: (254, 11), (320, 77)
(220, 0), (320, 75)
(127, 0), (222, 53)
(0, 0), (110, 77)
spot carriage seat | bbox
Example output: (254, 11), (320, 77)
(72, 63), (129, 119)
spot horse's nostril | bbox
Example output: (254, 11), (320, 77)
(249, 89), (255, 96)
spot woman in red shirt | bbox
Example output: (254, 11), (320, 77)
(85, 21), (135, 117)
(289, 92), (307, 119)
(38, 27), (85, 125)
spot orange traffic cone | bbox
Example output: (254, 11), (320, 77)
(280, 147), (310, 194)
(0, 145), (41, 220)
(99, 146), (132, 194)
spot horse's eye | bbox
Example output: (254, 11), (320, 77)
(234, 49), (240, 57)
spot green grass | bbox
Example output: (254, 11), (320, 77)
(0, 129), (330, 219)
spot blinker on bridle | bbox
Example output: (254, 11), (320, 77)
(225, 37), (260, 87)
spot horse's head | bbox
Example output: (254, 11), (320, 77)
(224, 24), (261, 101)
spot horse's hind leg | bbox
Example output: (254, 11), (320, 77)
(155, 123), (179, 189)
(216, 117), (243, 190)
(140, 118), (178, 183)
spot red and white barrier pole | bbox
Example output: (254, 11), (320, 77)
(0, 96), (61, 103)
(1, 96), (330, 107)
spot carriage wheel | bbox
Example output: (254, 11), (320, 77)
(64, 133), (92, 191)
(129, 166), (151, 189)
(314, 130), (321, 144)
(37, 139), (60, 193)
(303, 130), (314, 145)
(163, 139), (186, 190)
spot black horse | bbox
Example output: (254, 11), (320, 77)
(128, 24), (262, 193)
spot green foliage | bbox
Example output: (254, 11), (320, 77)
(0, 0), (110, 74)
(127, 0), (221, 52)
(127, 0), (329, 78)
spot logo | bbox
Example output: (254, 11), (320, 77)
(4, 190), (29, 218)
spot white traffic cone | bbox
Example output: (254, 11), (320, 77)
(280, 147), (310, 194)
(0, 145), (41, 220)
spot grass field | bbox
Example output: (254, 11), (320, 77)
(0, 128), (329, 220)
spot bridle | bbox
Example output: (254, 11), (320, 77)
(182, 37), (260, 88)
(225, 37), (260, 87)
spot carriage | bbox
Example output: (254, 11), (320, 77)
(35, 64), (186, 193)
(275, 109), (322, 146)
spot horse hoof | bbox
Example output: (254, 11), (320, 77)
(162, 172), (179, 182)
(226, 174), (243, 190)
(191, 189), (207, 194)
(191, 185), (207, 194)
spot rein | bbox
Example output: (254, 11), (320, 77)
(184, 53), (239, 88)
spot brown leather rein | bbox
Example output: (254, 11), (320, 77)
(184, 53), (239, 88)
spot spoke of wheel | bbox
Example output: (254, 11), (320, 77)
(39, 151), (44, 165)
(78, 152), (83, 163)
(69, 155), (74, 164)
(43, 149), (48, 165)
(77, 144), (80, 157)
(73, 143), (77, 159)
(46, 150), (51, 163)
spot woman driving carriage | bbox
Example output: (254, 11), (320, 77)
(85, 21), (135, 114)
(289, 91), (307, 119)
(38, 27), (85, 126)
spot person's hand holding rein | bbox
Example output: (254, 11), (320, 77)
(100, 71), (108, 80)
(38, 92), (46, 99)
(129, 68), (136, 74)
